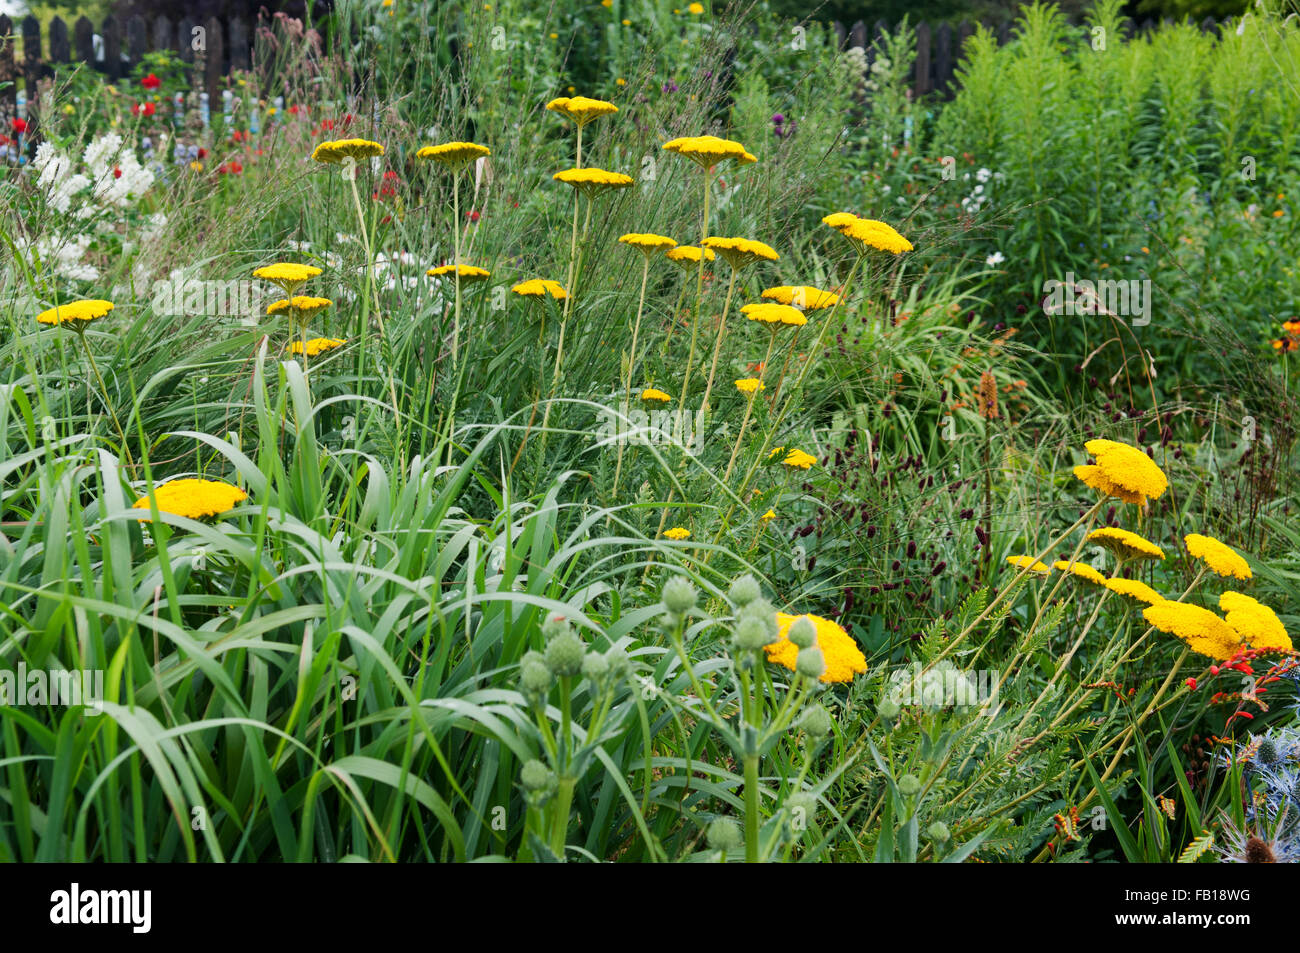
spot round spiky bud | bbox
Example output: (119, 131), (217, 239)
(544, 630), (586, 677)
(786, 791), (817, 827)
(796, 645), (826, 681)
(798, 703), (833, 740)
(541, 613), (571, 642)
(927, 821), (951, 843)
(521, 758), (555, 791)
(662, 576), (697, 615)
(520, 658), (553, 696)
(898, 773), (922, 797)
(1256, 736), (1280, 765)
(738, 597), (779, 643)
(878, 698), (902, 720)
(728, 573), (762, 607)
(733, 615), (770, 653)
(787, 615), (817, 649)
(582, 650), (610, 685)
(706, 817), (743, 852)
(604, 645), (631, 680)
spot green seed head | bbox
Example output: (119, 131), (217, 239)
(798, 703), (833, 739)
(604, 645), (632, 680)
(1257, 737), (1280, 765)
(787, 615), (817, 649)
(581, 651), (610, 684)
(541, 613), (571, 642)
(706, 817), (743, 852)
(662, 576), (698, 615)
(927, 821), (951, 843)
(878, 698), (902, 720)
(520, 759), (557, 795)
(796, 645), (826, 681)
(520, 658), (553, 695)
(898, 773), (922, 797)
(733, 615), (770, 652)
(544, 631), (586, 678)
(728, 573), (762, 607)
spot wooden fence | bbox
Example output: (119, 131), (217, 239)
(1, 12), (1230, 141)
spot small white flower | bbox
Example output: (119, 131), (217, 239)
(985, 251), (1005, 267)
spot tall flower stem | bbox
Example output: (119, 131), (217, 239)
(444, 168), (466, 465)
(699, 266), (738, 415)
(677, 168), (712, 408)
(78, 330), (134, 469)
(346, 166), (402, 428)
(612, 255), (652, 498)
(769, 326), (800, 404)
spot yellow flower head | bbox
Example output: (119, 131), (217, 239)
(427, 264), (492, 282)
(311, 138), (385, 164)
(287, 337), (347, 357)
(545, 96), (618, 127)
(512, 279), (568, 300)
(826, 214), (914, 255)
(35, 299), (114, 330)
(761, 285), (841, 311)
(132, 478), (248, 521)
(735, 378), (765, 395)
(267, 296), (333, 322)
(1087, 527), (1166, 561)
(619, 233), (678, 255)
(1185, 533), (1252, 580)
(766, 612), (867, 684)
(663, 526), (691, 540)
(553, 167), (634, 196)
(1075, 439), (1168, 505)
(417, 141), (490, 168)
(662, 135), (753, 169)
(1103, 577), (1164, 606)
(740, 302), (806, 326)
(688, 2), (705, 12)
(1006, 555), (1051, 574)
(1142, 601), (1245, 662)
(702, 236), (779, 270)
(1219, 592), (1293, 652)
(1052, 560), (1107, 586)
(666, 245), (715, 268)
(761, 509), (777, 521)
(769, 446), (816, 469)
(253, 262), (322, 296)
(640, 388), (671, 402)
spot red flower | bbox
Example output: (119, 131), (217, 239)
(218, 160), (244, 175)
(1184, 678), (1197, 690)
(319, 119), (335, 131)
(11, 118), (28, 134)
(230, 130), (246, 143)
(113, 166), (123, 179)
(197, 147), (208, 159)
(467, 210), (480, 223)
(141, 73), (161, 89)
(131, 101), (156, 117)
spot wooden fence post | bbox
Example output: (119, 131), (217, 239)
(205, 17), (224, 105)
(914, 21), (932, 96)
(0, 16), (14, 130)
(21, 16), (43, 139)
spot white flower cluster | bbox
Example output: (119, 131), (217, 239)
(32, 133), (155, 216)
(960, 167), (1003, 215)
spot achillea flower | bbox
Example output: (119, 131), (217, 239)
(1143, 600), (1244, 662)
(1075, 439), (1168, 504)
(132, 478), (248, 520)
(761, 509), (776, 521)
(761, 285), (840, 310)
(1186, 533), (1252, 580)
(1220, 592), (1293, 651)
(287, 337), (346, 357)
(663, 526), (691, 540)
(545, 96), (618, 126)
(553, 167), (634, 196)
(640, 388), (671, 402)
(311, 138), (385, 164)
(770, 446), (816, 469)
(1088, 527), (1166, 561)
(619, 232), (678, 254)
(735, 378), (765, 395)
(1103, 577), (1164, 606)
(253, 262), (322, 296)
(417, 141), (490, 168)
(1006, 555), (1051, 574)
(36, 299), (114, 330)
(427, 264), (492, 282)
(512, 279), (568, 300)
(666, 245), (715, 267)
(1053, 560), (1107, 586)
(766, 612), (867, 683)
(267, 296), (333, 324)
(824, 214), (913, 254)
(740, 302), (806, 326)
(662, 135), (754, 168)
(702, 236), (778, 269)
